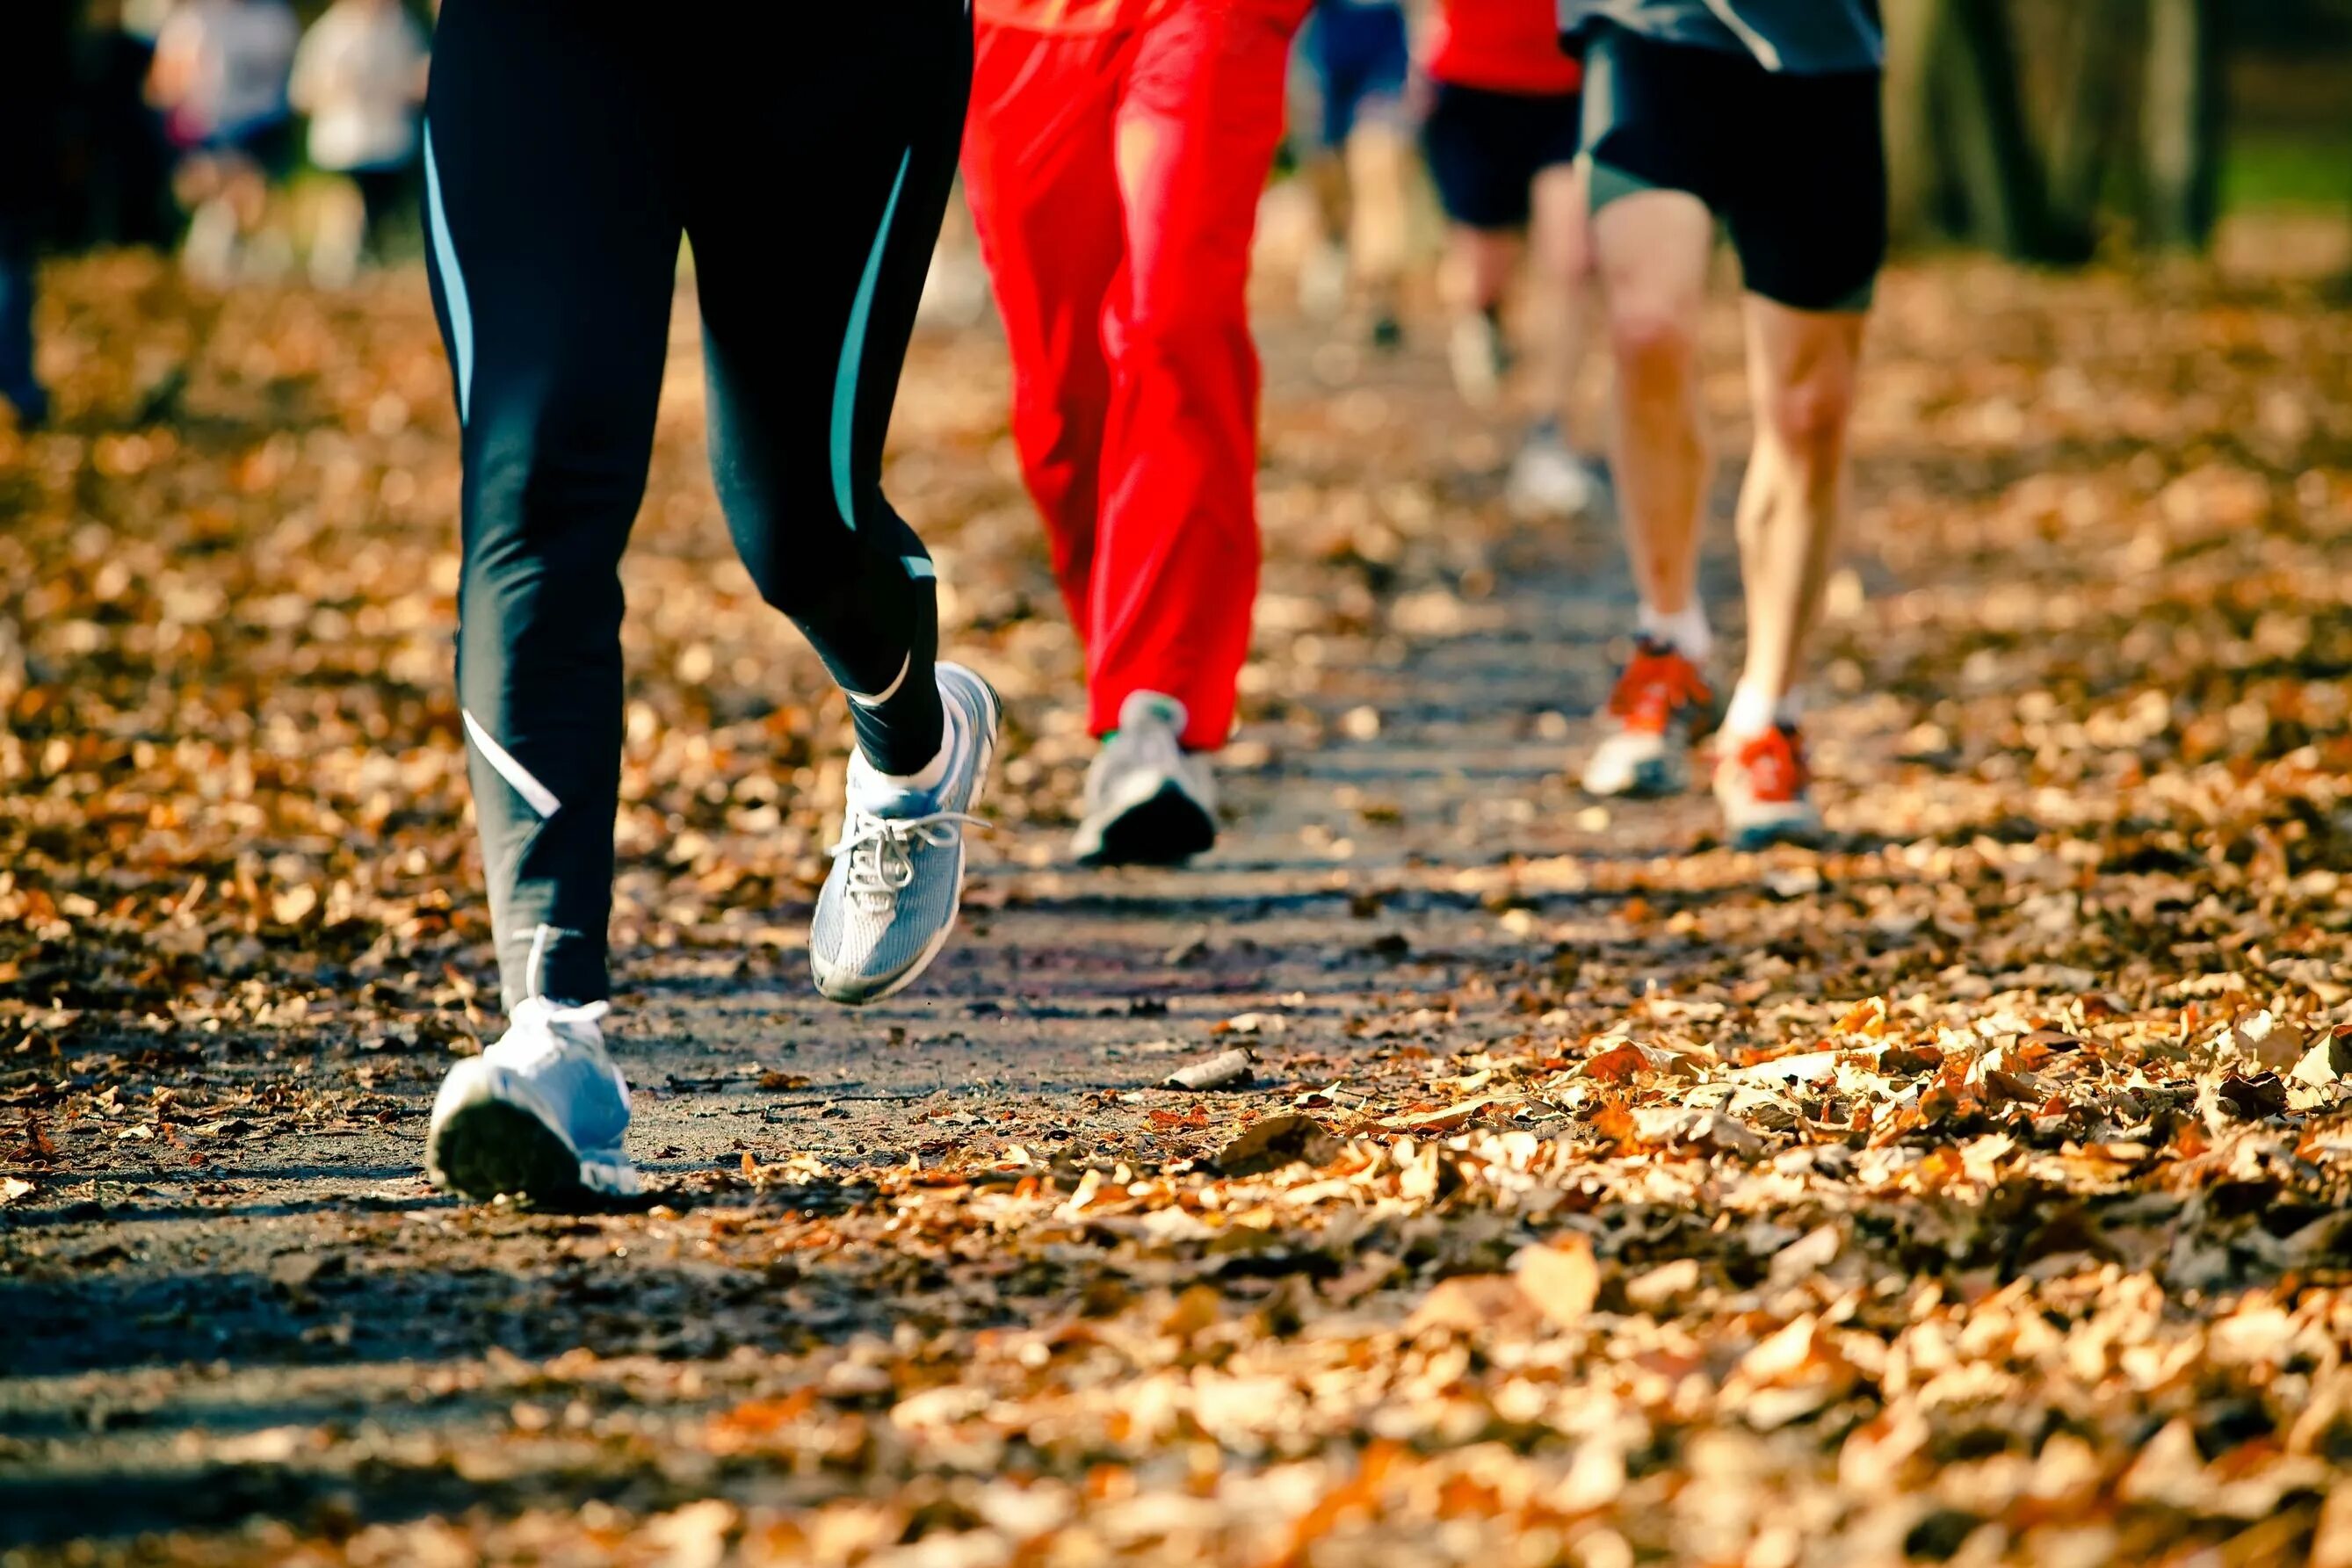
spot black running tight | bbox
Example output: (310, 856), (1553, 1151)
(422, 0), (970, 1008)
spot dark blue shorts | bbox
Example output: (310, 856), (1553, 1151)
(1299, 2), (1410, 149)
(1422, 82), (1582, 231)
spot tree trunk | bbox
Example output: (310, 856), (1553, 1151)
(2142, 0), (2226, 249)
(1934, 0), (2085, 261)
(2044, 0), (2140, 245)
(1882, 0), (1946, 245)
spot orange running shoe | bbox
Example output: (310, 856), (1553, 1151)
(1714, 723), (1823, 849)
(1581, 636), (1713, 798)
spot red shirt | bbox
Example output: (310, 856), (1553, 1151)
(1426, 0), (1582, 96)
(975, 0), (1307, 33)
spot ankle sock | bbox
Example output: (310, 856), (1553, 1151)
(1639, 602), (1713, 663)
(1724, 681), (1801, 740)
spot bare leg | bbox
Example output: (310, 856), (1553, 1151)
(1726, 294), (1864, 726)
(1589, 185), (1712, 617)
(1441, 223), (1517, 407)
(1525, 162), (1595, 447)
(1575, 183), (1719, 798)
(1343, 118), (1410, 331)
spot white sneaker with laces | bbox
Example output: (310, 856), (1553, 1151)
(1074, 691), (1218, 867)
(425, 997), (640, 1204)
(810, 662), (1001, 1005)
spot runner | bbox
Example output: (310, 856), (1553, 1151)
(961, 0), (1312, 866)
(1292, 0), (1413, 346)
(147, 0), (301, 285)
(288, 0), (429, 286)
(0, 1), (73, 430)
(1422, 0), (1599, 517)
(417, 0), (996, 1204)
(1563, 0), (1885, 848)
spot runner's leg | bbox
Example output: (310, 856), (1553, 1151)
(1098, 1), (1298, 749)
(423, 0), (682, 1010)
(1727, 300), (1864, 726)
(685, 4), (972, 778)
(1719, 60), (1885, 736)
(1576, 27), (1730, 796)
(1590, 186), (1712, 627)
(1708, 61), (1884, 844)
(1526, 161), (1595, 450)
(960, 24), (1127, 655)
(1423, 83), (1524, 408)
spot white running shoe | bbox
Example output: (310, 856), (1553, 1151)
(1715, 723), (1824, 850)
(426, 998), (640, 1204)
(1074, 691), (1218, 867)
(1507, 430), (1602, 520)
(1581, 637), (1713, 799)
(810, 662), (1001, 1005)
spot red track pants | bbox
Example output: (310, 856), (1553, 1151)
(962, 4), (1303, 750)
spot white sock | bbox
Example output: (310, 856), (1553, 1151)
(872, 703), (957, 793)
(1722, 680), (1784, 740)
(1638, 602), (1713, 662)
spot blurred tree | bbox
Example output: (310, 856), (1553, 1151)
(2141, 0), (2225, 247)
(1886, 0), (2246, 258)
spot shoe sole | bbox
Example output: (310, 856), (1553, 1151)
(814, 668), (1001, 1008)
(428, 1097), (591, 1206)
(1726, 813), (1824, 852)
(1077, 781), (1218, 867)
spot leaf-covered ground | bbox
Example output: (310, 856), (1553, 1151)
(3, 246), (2352, 1565)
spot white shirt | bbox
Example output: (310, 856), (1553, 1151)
(291, 1), (428, 171)
(155, 0), (301, 140)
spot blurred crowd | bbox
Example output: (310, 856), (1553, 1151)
(3, 0), (1587, 486)
(1, 0), (429, 426)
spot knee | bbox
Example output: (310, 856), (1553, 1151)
(1759, 370), (1855, 462)
(1120, 272), (1251, 363)
(1608, 295), (1700, 381)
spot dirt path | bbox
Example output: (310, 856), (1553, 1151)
(4, 256), (2352, 1564)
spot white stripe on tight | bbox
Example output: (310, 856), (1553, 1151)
(463, 710), (561, 819)
(526, 922), (554, 1001)
(846, 652), (911, 711)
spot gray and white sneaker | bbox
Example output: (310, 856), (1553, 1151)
(1074, 691), (1218, 867)
(1507, 427), (1602, 520)
(810, 661), (1001, 1005)
(425, 997), (640, 1204)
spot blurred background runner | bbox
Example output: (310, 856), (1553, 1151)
(1290, 0), (1415, 346)
(62, 0), (174, 251)
(1422, 0), (1600, 518)
(289, 0), (428, 287)
(147, 0), (300, 284)
(0, 2), (78, 430)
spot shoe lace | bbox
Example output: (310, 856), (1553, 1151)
(831, 809), (986, 910)
(1732, 726), (1809, 803)
(1607, 642), (1712, 733)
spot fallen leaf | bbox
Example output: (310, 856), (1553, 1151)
(1513, 1236), (1599, 1330)
(1213, 1113), (1337, 1174)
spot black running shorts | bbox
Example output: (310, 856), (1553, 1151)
(1422, 81), (1582, 232)
(1581, 24), (1886, 312)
